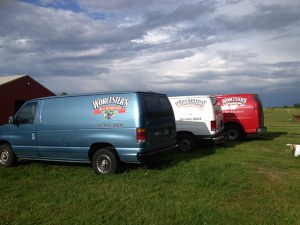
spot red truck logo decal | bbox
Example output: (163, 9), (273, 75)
(221, 97), (247, 110)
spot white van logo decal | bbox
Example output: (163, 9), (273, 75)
(92, 96), (129, 119)
(222, 97), (247, 110)
(175, 99), (206, 109)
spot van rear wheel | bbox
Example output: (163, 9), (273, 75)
(177, 134), (196, 152)
(92, 148), (120, 175)
(226, 124), (244, 141)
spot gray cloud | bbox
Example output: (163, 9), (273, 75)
(216, 3), (300, 32)
(0, 0), (300, 106)
(142, 2), (216, 28)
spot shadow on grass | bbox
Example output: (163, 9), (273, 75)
(16, 159), (90, 172)
(16, 132), (286, 174)
(219, 131), (288, 150)
(15, 131), (287, 174)
(124, 143), (217, 172)
(147, 131), (289, 171)
(15, 140), (218, 174)
(246, 131), (287, 141)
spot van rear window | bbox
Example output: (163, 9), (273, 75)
(142, 95), (173, 118)
(158, 96), (174, 117)
(254, 94), (263, 108)
(212, 98), (222, 114)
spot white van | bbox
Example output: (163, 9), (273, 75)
(169, 95), (225, 152)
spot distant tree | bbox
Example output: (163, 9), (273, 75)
(283, 105), (289, 108)
(60, 92), (68, 95)
(293, 103), (300, 108)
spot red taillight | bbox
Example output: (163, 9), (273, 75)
(136, 128), (146, 143)
(211, 121), (216, 131)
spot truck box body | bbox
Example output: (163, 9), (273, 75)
(215, 93), (267, 140)
(0, 92), (177, 174)
(169, 95), (224, 151)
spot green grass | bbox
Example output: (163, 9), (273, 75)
(1, 108), (300, 225)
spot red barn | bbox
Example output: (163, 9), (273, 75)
(0, 75), (55, 125)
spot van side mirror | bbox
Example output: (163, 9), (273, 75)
(8, 116), (16, 124)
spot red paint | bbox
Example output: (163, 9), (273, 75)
(0, 75), (55, 125)
(215, 93), (266, 136)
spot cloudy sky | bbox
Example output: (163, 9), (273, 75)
(0, 0), (300, 106)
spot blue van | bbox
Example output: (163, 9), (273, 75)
(0, 92), (177, 174)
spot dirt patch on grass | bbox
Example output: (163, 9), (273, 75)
(292, 115), (300, 121)
(254, 165), (300, 183)
(255, 166), (282, 182)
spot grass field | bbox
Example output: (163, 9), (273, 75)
(1, 108), (300, 225)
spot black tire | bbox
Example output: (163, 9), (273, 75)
(177, 134), (196, 152)
(0, 144), (17, 167)
(226, 124), (244, 141)
(92, 148), (120, 175)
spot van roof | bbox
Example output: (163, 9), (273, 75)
(215, 93), (258, 97)
(31, 91), (165, 101)
(169, 95), (215, 98)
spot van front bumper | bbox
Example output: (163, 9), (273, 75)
(137, 145), (178, 164)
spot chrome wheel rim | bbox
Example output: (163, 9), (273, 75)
(228, 130), (238, 140)
(0, 150), (9, 164)
(96, 155), (111, 173)
(179, 140), (191, 152)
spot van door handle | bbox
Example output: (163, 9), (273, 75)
(32, 132), (36, 140)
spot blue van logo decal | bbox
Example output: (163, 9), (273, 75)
(92, 96), (129, 119)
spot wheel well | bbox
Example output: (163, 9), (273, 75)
(176, 131), (195, 138)
(0, 141), (11, 147)
(88, 143), (118, 161)
(225, 121), (244, 132)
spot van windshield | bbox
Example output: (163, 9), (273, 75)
(15, 102), (37, 124)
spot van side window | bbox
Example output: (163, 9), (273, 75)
(143, 95), (161, 118)
(158, 96), (173, 117)
(15, 102), (37, 124)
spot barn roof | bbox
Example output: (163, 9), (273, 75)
(0, 75), (27, 86)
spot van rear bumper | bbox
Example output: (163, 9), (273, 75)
(257, 127), (267, 133)
(137, 145), (177, 164)
(196, 131), (226, 144)
(212, 131), (227, 144)
(212, 134), (226, 144)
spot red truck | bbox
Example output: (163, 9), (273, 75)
(215, 94), (267, 141)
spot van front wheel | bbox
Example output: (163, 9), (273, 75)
(92, 148), (120, 175)
(177, 134), (196, 152)
(0, 144), (17, 167)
